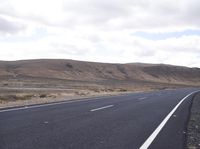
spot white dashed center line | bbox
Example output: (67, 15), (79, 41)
(90, 105), (114, 112)
(138, 97), (147, 100)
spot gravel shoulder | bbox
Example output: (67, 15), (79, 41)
(187, 92), (200, 149)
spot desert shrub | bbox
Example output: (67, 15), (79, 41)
(74, 91), (88, 96)
(93, 89), (100, 93)
(106, 88), (114, 92)
(118, 88), (127, 92)
(0, 95), (18, 101)
(22, 95), (34, 100)
(66, 63), (73, 69)
(0, 94), (34, 102)
(107, 71), (113, 74)
(39, 94), (47, 98)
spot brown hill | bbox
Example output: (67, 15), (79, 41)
(0, 59), (200, 90)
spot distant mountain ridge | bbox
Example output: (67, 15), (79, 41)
(0, 59), (200, 88)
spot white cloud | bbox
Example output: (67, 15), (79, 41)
(0, 0), (200, 67)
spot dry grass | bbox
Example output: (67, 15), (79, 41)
(0, 87), (141, 109)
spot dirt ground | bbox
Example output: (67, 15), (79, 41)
(0, 87), (141, 109)
(187, 93), (200, 149)
(0, 79), (179, 109)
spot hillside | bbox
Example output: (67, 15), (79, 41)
(0, 59), (200, 90)
(1, 59), (200, 107)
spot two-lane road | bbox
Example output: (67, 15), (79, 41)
(0, 88), (199, 149)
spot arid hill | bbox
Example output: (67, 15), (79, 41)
(0, 59), (200, 90)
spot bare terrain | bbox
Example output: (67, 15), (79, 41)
(0, 59), (200, 108)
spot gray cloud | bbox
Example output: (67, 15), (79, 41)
(0, 0), (200, 67)
(62, 0), (147, 28)
(0, 17), (25, 34)
(1, 0), (200, 30)
(60, 0), (200, 30)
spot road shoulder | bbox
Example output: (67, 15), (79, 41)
(187, 92), (200, 149)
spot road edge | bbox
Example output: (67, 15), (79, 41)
(139, 90), (200, 149)
(186, 92), (200, 149)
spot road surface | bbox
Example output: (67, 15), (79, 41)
(0, 88), (199, 149)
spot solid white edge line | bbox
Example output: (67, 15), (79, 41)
(0, 96), (108, 113)
(90, 105), (114, 112)
(0, 92), (134, 113)
(139, 90), (200, 149)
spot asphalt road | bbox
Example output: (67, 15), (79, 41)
(0, 88), (199, 149)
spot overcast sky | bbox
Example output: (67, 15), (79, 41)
(0, 0), (200, 67)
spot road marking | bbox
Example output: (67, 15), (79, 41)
(138, 97), (147, 100)
(90, 105), (114, 112)
(0, 106), (30, 113)
(44, 121), (49, 124)
(139, 90), (200, 149)
(0, 97), (109, 113)
(0, 92), (135, 113)
(0, 93), (127, 113)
